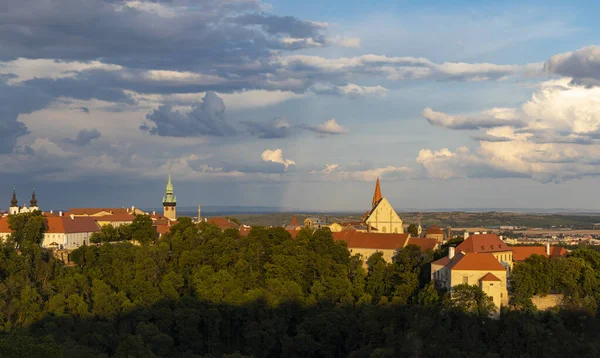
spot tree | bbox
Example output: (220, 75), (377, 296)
(450, 284), (496, 316)
(407, 224), (419, 237)
(130, 215), (156, 245)
(8, 212), (45, 250)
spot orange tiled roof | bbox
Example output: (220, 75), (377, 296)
(456, 234), (510, 253)
(426, 226), (443, 235)
(291, 215), (298, 226)
(208, 217), (238, 230)
(407, 237), (439, 251)
(511, 245), (568, 261)
(332, 231), (409, 250)
(154, 224), (171, 236)
(480, 272), (501, 281)
(446, 252), (505, 271)
(239, 226), (251, 237)
(0, 217), (12, 233)
(45, 216), (66, 233)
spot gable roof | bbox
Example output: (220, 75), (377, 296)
(45, 216), (66, 233)
(550, 246), (567, 257)
(446, 252), (505, 271)
(332, 231), (410, 250)
(407, 238), (439, 251)
(456, 234), (510, 253)
(480, 272), (501, 282)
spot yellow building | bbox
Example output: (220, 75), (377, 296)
(328, 222), (343, 232)
(425, 226), (444, 242)
(432, 248), (508, 310)
(363, 177), (404, 234)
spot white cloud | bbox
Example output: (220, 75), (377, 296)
(312, 163), (412, 181)
(304, 118), (348, 135)
(417, 78), (600, 182)
(0, 58), (122, 84)
(422, 107), (525, 130)
(325, 36), (361, 48)
(261, 148), (296, 169)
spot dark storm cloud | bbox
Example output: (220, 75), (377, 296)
(241, 117), (292, 138)
(0, 0), (326, 71)
(63, 128), (102, 146)
(544, 46), (600, 86)
(142, 91), (237, 137)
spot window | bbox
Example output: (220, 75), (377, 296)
(463, 276), (468, 284)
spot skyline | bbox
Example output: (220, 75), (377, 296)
(2, 1), (600, 210)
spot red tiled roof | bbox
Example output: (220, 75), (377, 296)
(286, 229), (299, 238)
(550, 246), (567, 257)
(446, 252), (505, 271)
(0, 217), (12, 233)
(426, 226), (443, 235)
(208, 217), (237, 230)
(239, 226), (251, 237)
(431, 256), (450, 266)
(332, 231), (409, 250)
(456, 234), (510, 253)
(480, 272), (501, 281)
(46, 216), (65, 234)
(70, 208), (131, 215)
(511, 245), (568, 261)
(154, 224), (171, 236)
(61, 216), (100, 233)
(291, 215), (298, 226)
(407, 238), (439, 251)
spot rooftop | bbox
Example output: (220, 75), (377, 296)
(446, 252), (505, 271)
(457, 234), (510, 253)
(332, 231), (410, 250)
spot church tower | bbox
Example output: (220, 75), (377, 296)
(162, 172), (177, 220)
(30, 187), (38, 211)
(9, 187), (18, 215)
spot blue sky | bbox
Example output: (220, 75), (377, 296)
(1, 0), (600, 211)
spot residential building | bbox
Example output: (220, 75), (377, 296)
(69, 207), (145, 217)
(511, 243), (568, 262)
(425, 225), (445, 242)
(207, 217), (238, 231)
(432, 248), (508, 309)
(96, 213), (136, 227)
(456, 233), (513, 270)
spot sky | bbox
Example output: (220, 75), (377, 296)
(2, 0), (600, 211)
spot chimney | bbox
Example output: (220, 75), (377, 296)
(70, 214), (75, 220)
(546, 242), (550, 256)
(449, 246), (455, 259)
(59, 211), (63, 217)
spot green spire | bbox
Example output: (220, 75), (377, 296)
(163, 172), (176, 204)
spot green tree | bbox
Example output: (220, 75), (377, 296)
(407, 224), (419, 237)
(450, 284), (496, 316)
(130, 215), (156, 245)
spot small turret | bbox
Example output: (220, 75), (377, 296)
(372, 177), (382, 206)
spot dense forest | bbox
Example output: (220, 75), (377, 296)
(2, 212), (600, 357)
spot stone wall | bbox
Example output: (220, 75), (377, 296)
(531, 294), (563, 310)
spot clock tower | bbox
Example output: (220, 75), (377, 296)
(162, 172), (177, 220)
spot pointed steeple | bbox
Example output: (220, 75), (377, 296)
(10, 187), (18, 207)
(30, 186), (38, 207)
(163, 171), (176, 204)
(166, 171), (173, 195)
(372, 177), (382, 206)
(291, 214), (298, 226)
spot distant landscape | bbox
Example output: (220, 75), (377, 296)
(167, 207), (600, 229)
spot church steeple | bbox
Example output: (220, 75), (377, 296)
(10, 187), (18, 207)
(372, 177), (382, 206)
(30, 187), (38, 208)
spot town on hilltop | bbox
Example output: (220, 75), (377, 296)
(0, 174), (578, 313)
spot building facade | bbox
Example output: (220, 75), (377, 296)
(363, 178), (404, 234)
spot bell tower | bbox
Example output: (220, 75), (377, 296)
(162, 172), (177, 220)
(9, 187), (18, 215)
